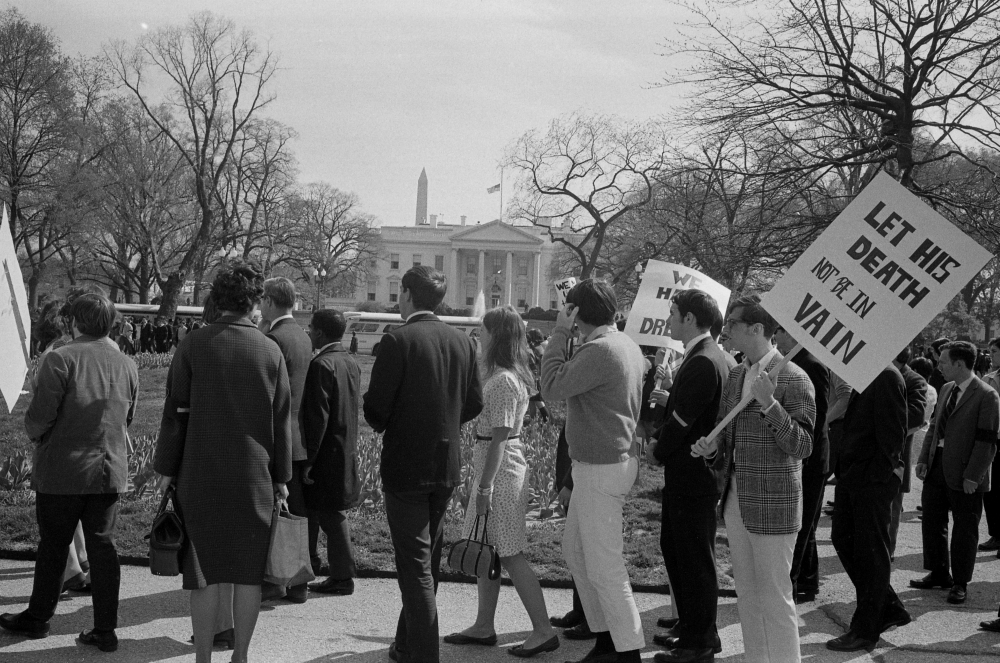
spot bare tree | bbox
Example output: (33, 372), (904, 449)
(505, 112), (668, 279)
(105, 11), (277, 316)
(284, 183), (380, 304)
(663, 0), (1000, 191)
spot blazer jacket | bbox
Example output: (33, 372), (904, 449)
(839, 366), (907, 487)
(791, 349), (830, 476)
(654, 337), (736, 496)
(267, 317), (314, 461)
(302, 342), (362, 511)
(363, 313), (483, 491)
(26, 336), (139, 494)
(918, 375), (999, 492)
(711, 351), (815, 535)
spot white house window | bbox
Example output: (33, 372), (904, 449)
(466, 256), (476, 275)
(390, 253), (399, 269)
(517, 286), (527, 309)
(367, 281), (377, 301)
(389, 281), (398, 303)
(517, 257), (528, 276)
(413, 254), (422, 267)
(493, 256), (503, 274)
(465, 283), (475, 306)
(434, 255), (444, 271)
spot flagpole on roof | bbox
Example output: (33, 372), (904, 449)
(499, 166), (503, 222)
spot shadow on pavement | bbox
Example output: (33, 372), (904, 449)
(1, 635), (193, 662)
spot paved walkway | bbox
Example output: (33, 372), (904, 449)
(4, 482), (1000, 661)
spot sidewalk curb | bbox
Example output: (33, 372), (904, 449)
(0, 547), (738, 597)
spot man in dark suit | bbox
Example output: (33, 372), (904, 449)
(889, 348), (927, 558)
(301, 309), (362, 596)
(913, 341), (999, 605)
(363, 266), (483, 663)
(773, 327), (830, 604)
(259, 277), (315, 603)
(645, 289), (734, 663)
(139, 317), (153, 353)
(826, 365), (909, 652)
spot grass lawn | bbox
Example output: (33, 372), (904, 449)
(0, 355), (735, 590)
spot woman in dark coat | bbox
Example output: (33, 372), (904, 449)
(154, 262), (293, 663)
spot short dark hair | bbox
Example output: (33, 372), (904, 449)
(263, 277), (297, 309)
(401, 265), (447, 311)
(942, 341), (976, 369)
(909, 356), (933, 380)
(930, 337), (950, 353)
(728, 293), (778, 337)
(311, 308), (347, 341)
(202, 292), (221, 324)
(565, 279), (617, 326)
(895, 346), (912, 364)
(671, 289), (721, 331)
(33, 299), (67, 349)
(71, 294), (117, 337)
(211, 261), (265, 315)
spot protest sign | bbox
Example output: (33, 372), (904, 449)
(624, 260), (731, 351)
(762, 171), (992, 392)
(554, 277), (577, 308)
(0, 205), (30, 411)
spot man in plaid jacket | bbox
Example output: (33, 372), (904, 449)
(693, 294), (815, 663)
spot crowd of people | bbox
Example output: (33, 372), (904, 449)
(3, 263), (1000, 663)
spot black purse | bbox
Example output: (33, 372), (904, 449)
(447, 512), (502, 580)
(146, 485), (187, 576)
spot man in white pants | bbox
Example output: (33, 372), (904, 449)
(693, 294), (815, 663)
(541, 279), (647, 663)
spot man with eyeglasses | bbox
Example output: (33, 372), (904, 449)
(691, 294), (815, 663)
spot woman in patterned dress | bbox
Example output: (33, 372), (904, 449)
(444, 306), (559, 657)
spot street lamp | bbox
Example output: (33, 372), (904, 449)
(634, 262), (644, 284)
(313, 266), (327, 310)
(217, 246), (239, 260)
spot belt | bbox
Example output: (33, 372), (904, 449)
(475, 434), (520, 441)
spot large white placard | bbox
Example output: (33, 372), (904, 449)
(624, 261), (731, 350)
(0, 205), (30, 411)
(553, 277), (577, 308)
(762, 172), (992, 391)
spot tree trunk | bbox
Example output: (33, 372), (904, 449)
(27, 270), (39, 310)
(157, 272), (184, 319)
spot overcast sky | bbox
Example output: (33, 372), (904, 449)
(12, 0), (688, 227)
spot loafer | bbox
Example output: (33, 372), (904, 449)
(509, 635), (560, 658)
(980, 536), (1000, 551)
(656, 617), (679, 629)
(550, 610), (583, 628)
(189, 628), (235, 649)
(948, 584), (967, 604)
(0, 612), (49, 639)
(443, 632), (498, 646)
(981, 619), (1000, 633)
(62, 572), (92, 593)
(388, 641), (405, 662)
(826, 631), (877, 652)
(655, 635), (722, 654)
(654, 647), (715, 663)
(881, 610), (912, 631)
(260, 583), (286, 602)
(909, 572), (953, 589)
(79, 629), (118, 652)
(562, 622), (595, 640)
(794, 589), (817, 604)
(283, 583), (309, 603)
(308, 578), (354, 595)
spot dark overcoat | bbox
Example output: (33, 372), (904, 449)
(266, 317), (314, 461)
(153, 315), (292, 588)
(302, 342), (362, 511)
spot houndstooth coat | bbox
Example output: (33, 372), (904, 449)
(154, 315), (292, 588)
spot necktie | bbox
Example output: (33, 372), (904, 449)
(937, 385), (961, 440)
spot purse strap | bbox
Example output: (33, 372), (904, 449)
(472, 512), (490, 545)
(156, 485), (176, 518)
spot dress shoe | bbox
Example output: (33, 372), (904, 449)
(880, 610), (912, 631)
(909, 572), (953, 589)
(981, 618), (1000, 633)
(189, 628), (235, 649)
(388, 641), (404, 662)
(443, 632), (498, 646)
(283, 583), (308, 603)
(0, 612), (49, 639)
(550, 610), (584, 628)
(794, 589), (817, 604)
(62, 572), (92, 593)
(260, 583), (286, 602)
(656, 617), (679, 629)
(980, 536), (1000, 551)
(563, 621), (595, 640)
(948, 584), (967, 604)
(509, 635), (560, 658)
(653, 647), (714, 663)
(826, 631), (877, 652)
(654, 635), (721, 654)
(309, 577), (354, 595)
(79, 629), (118, 653)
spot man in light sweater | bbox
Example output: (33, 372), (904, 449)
(541, 279), (647, 663)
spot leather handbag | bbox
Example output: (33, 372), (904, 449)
(447, 512), (501, 580)
(263, 500), (316, 587)
(147, 485), (186, 576)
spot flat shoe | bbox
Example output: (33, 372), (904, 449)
(981, 619), (1000, 633)
(509, 635), (559, 658)
(443, 632), (498, 646)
